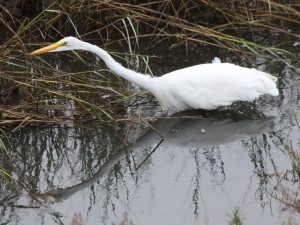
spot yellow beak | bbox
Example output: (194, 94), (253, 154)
(30, 41), (65, 55)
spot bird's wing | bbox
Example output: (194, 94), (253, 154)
(160, 63), (277, 110)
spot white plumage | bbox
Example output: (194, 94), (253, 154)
(30, 37), (279, 111)
(152, 63), (278, 110)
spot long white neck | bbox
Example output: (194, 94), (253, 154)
(80, 41), (155, 92)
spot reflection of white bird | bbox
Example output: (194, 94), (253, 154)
(36, 111), (275, 202)
(30, 37), (279, 111)
(131, 111), (275, 148)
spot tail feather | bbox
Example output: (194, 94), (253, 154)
(212, 57), (221, 64)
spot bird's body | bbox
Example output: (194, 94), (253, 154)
(152, 63), (278, 110)
(30, 37), (279, 111)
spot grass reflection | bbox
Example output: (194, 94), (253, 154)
(271, 143), (300, 214)
(0, 110), (299, 224)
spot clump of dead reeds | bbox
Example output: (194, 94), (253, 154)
(0, 0), (299, 127)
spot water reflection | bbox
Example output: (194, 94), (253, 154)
(35, 111), (275, 199)
(0, 110), (280, 225)
(139, 110), (275, 148)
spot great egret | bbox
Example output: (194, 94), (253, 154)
(30, 37), (279, 111)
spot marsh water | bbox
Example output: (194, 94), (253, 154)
(1, 38), (300, 225)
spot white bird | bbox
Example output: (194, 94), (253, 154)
(30, 36), (279, 111)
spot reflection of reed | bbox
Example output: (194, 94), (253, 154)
(270, 144), (300, 214)
(8, 121), (127, 193)
(28, 110), (275, 202)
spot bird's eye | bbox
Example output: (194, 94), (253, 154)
(62, 42), (68, 46)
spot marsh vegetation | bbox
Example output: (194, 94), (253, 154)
(0, 0), (299, 125)
(0, 1), (300, 224)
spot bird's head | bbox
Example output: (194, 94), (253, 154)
(30, 36), (83, 55)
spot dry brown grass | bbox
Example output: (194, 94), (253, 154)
(0, 0), (299, 127)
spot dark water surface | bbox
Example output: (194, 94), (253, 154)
(1, 39), (300, 225)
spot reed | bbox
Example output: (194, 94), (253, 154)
(0, 0), (299, 126)
(227, 207), (244, 225)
